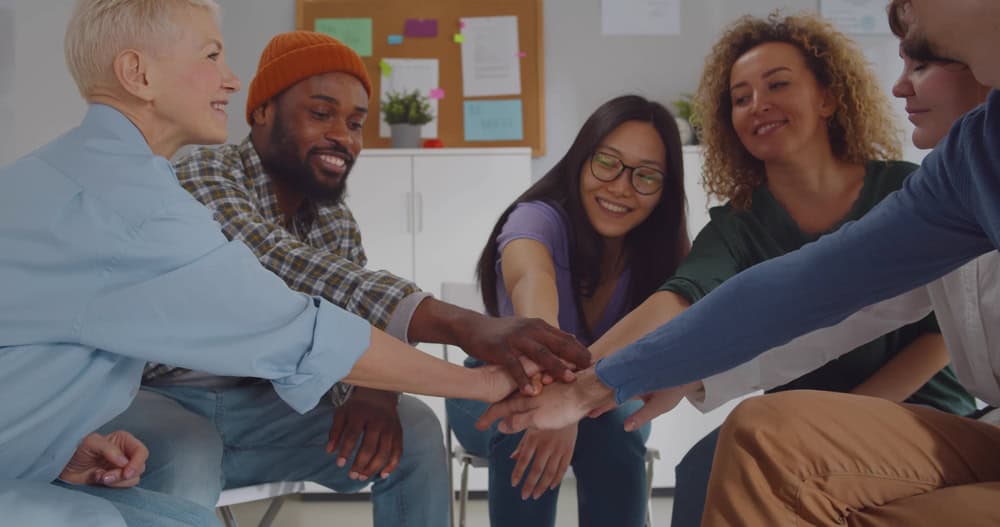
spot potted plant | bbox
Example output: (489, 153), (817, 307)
(672, 92), (700, 145)
(382, 89), (434, 148)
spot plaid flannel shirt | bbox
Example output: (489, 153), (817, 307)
(143, 136), (421, 405)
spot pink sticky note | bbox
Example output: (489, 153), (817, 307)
(459, 20), (467, 29)
(429, 88), (445, 100)
(517, 51), (527, 58)
(404, 18), (438, 38)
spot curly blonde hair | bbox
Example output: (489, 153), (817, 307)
(695, 12), (901, 209)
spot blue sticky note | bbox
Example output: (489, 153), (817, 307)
(314, 18), (373, 57)
(387, 34), (404, 45)
(464, 100), (524, 141)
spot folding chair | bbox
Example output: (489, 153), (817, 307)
(215, 481), (308, 527)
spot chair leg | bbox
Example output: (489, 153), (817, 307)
(257, 496), (286, 527)
(219, 505), (238, 527)
(645, 455), (656, 527)
(446, 415), (456, 527)
(459, 459), (471, 527)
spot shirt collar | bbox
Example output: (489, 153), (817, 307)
(82, 104), (156, 156)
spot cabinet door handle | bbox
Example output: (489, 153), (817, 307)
(416, 192), (424, 233)
(405, 192), (413, 234)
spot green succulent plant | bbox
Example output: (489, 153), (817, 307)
(382, 90), (434, 126)
(673, 92), (698, 126)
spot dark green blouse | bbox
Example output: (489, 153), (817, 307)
(660, 160), (975, 415)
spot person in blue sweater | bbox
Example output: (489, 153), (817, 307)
(478, 1), (1000, 524)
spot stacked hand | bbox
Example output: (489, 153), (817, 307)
(457, 314), (591, 396)
(510, 425), (577, 500)
(327, 387), (403, 481)
(477, 368), (615, 433)
(59, 431), (148, 487)
(477, 358), (555, 404)
(477, 368), (703, 434)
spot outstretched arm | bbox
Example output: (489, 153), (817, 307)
(589, 290), (689, 362)
(693, 285), (934, 411)
(595, 111), (994, 403)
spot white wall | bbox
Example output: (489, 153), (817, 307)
(0, 2), (13, 164)
(2, 0), (924, 169)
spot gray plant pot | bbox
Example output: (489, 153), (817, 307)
(390, 123), (423, 148)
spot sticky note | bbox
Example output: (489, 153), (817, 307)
(315, 18), (373, 57)
(459, 20), (467, 29)
(453, 33), (465, 44)
(429, 88), (445, 100)
(404, 18), (438, 38)
(464, 99), (524, 141)
(379, 59), (392, 77)
(517, 51), (527, 58)
(387, 34), (404, 45)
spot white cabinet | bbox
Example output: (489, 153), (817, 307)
(346, 155), (415, 281)
(683, 145), (718, 239)
(347, 148), (531, 289)
(345, 148), (532, 493)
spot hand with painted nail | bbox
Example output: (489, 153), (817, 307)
(326, 387), (403, 482)
(58, 431), (148, 488)
(476, 368), (616, 433)
(509, 425), (577, 500)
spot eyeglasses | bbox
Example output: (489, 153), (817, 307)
(590, 152), (665, 195)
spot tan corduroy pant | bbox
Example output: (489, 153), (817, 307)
(702, 390), (1000, 526)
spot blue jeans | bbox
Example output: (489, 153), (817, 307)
(447, 396), (651, 527)
(0, 479), (220, 527)
(102, 384), (449, 527)
(670, 427), (720, 527)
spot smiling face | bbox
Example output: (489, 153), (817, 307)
(257, 71), (369, 205)
(892, 50), (989, 149)
(728, 41), (836, 164)
(579, 120), (665, 243)
(150, 5), (239, 148)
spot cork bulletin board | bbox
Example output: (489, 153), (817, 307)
(296, 0), (545, 156)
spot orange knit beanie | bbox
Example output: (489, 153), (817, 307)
(246, 31), (372, 125)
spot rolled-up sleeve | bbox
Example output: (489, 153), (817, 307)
(692, 285), (934, 412)
(176, 153), (420, 333)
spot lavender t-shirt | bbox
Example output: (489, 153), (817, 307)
(495, 201), (631, 346)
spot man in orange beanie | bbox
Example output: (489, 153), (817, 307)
(100, 31), (590, 526)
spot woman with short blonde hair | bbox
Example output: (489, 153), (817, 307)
(65, 0), (220, 97)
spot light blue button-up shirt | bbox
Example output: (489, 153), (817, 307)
(0, 105), (371, 482)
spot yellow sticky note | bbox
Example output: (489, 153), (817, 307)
(453, 33), (465, 44)
(379, 59), (392, 77)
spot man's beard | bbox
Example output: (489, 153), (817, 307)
(265, 112), (355, 206)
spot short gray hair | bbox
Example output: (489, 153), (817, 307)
(64, 0), (220, 98)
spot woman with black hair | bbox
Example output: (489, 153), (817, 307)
(446, 94), (689, 526)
